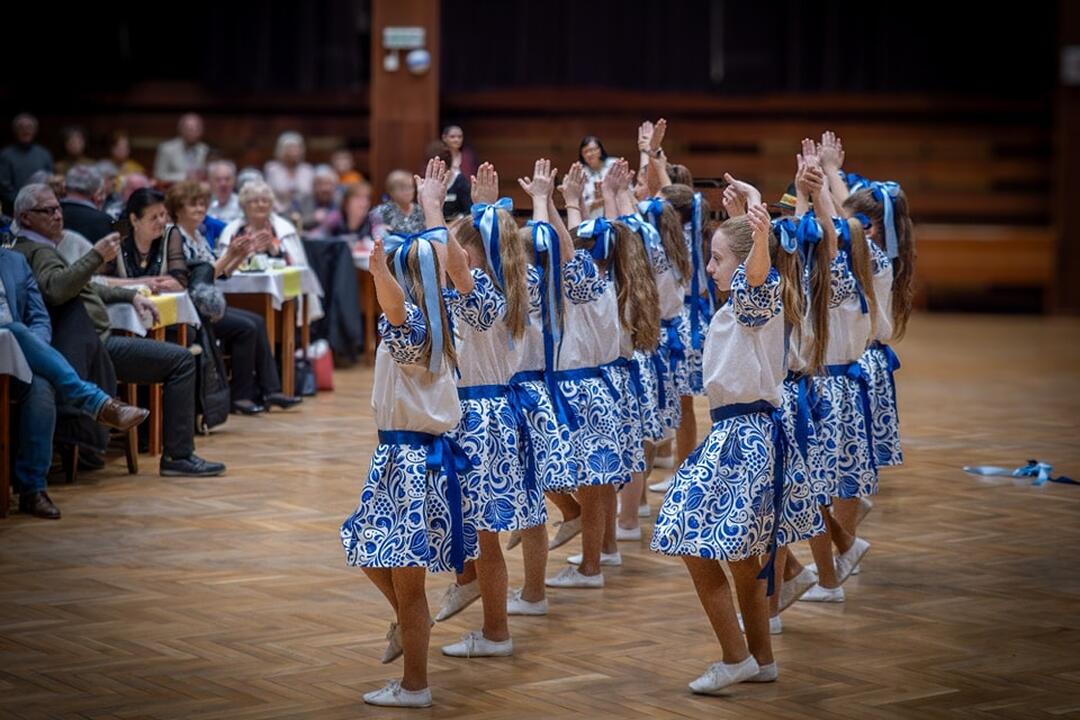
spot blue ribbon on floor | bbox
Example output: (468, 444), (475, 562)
(378, 430), (475, 572)
(963, 461), (1076, 486)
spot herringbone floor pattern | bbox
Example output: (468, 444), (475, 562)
(1, 314), (1078, 719)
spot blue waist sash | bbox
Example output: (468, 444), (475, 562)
(377, 430), (474, 573)
(458, 383), (540, 494)
(706, 400), (787, 596)
(784, 372), (819, 461)
(648, 350), (668, 412)
(822, 362), (877, 471)
(661, 316), (686, 370)
(510, 369), (579, 431)
(684, 293), (712, 352)
(600, 356), (643, 404)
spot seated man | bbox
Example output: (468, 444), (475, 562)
(61, 164), (114, 244)
(10, 184), (226, 477)
(0, 248), (148, 518)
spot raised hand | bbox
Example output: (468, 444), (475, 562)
(747, 203), (771, 243)
(819, 130), (845, 173)
(470, 162), (499, 205)
(518, 158), (557, 199)
(795, 155), (825, 197)
(723, 172), (762, 210)
(638, 121), (654, 153)
(801, 138), (821, 170)
(369, 236), (390, 278)
(602, 158), (631, 196)
(723, 184), (747, 217)
(650, 118), (667, 153)
(415, 156), (449, 210)
(558, 162), (586, 209)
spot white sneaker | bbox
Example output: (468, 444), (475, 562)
(737, 614), (782, 635)
(441, 630), (513, 658)
(381, 622), (403, 663)
(806, 560), (860, 577)
(836, 537), (870, 585)
(545, 566), (604, 588)
(434, 579), (481, 622)
(506, 529), (523, 550)
(616, 525), (642, 541)
(506, 588), (548, 616)
(638, 503), (651, 518)
(567, 551), (622, 566)
(856, 496), (874, 525)
(747, 662), (779, 683)
(548, 517), (583, 550)
(779, 566), (819, 612)
(648, 478), (672, 493)
(688, 656), (760, 695)
(363, 680), (432, 708)
(798, 584), (845, 603)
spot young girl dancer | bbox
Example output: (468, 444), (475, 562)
(651, 202), (803, 693)
(339, 158), (483, 708)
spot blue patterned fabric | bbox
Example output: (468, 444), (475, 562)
(859, 342), (903, 467)
(340, 439), (480, 573)
(451, 388), (547, 532)
(660, 315), (692, 404)
(378, 304), (429, 366)
(651, 411), (780, 561)
(601, 359), (647, 475)
(809, 371), (878, 499)
(632, 350), (668, 441)
(509, 374), (581, 493)
(731, 266), (782, 328)
(443, 268), (504, 331)
(554, 368), (628, 487)
(677, 303), (704, 395)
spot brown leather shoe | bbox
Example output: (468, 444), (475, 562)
(97, 398), (150, 431)
(19, 491), (61, 519)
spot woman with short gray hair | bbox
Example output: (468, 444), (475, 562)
(264, 131), (313, 211)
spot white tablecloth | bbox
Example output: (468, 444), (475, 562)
(107, 292), (202, 336)
(216, 267), (323, 309)
(0, 328), (32, 383)
(353, 251), (370, 272)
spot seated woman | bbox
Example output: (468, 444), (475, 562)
(165, 182), (301, 414)
(370, 169), (425, 238)
(216, 180), (325, 325)
(316, 181), (372, 241)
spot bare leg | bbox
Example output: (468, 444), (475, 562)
(390, 567), (430, 691)
(602, 485), (619, 554)
(767, 547), (788, 618)
(831, 496), (861, 539)
(682, 556), (750, 664)
(824, 508), (855, 554)
(546, 491), (581, 523)
(576, 485), (609, 576)
(676, 396), (698, 465)
(618, 473), (644, 531)
(475, 531), (510, 642)
(730, 557), (774, 665)
(455, 559), (478, 587)
(362, 567), (398, 613)
(519, 524), (548, 603)
(809, 506), (841, 588)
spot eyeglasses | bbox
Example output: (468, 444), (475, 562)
(27, 205), (62, 216)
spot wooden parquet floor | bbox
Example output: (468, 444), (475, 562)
(1, 313), (1079, 720)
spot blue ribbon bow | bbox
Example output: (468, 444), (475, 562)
(773, 217), (800, 255)
(577, 217), (616, 263)
(378, 430), (475, 573)
(845, 171), (872, 193)
(870, 181), (902, 260)
(384, 227), (451, 374)
(619, 213), (661, 253)
(470, 198), (514, 289)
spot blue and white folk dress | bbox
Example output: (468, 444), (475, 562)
(678, 220), (711, 396)
(858, 242), (903, 467)
(557, 257), (632, 486)
(639, 240), (684, 436)
(509, 254), (603, 494)
(810, 251), (877, 499)
(652, 265), (814, 560)
(340, 303), (479, 573)
(447, 268), (547, 532)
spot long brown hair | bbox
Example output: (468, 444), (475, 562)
(843, 188), (915, 339)
(842, 217), (880, 341)
(454, 210), (530, 339)
(612, 221), (661, 351)
(660, 184), (711, 282)
(387, 241), (457, 369)
(656, 202), (692, 282)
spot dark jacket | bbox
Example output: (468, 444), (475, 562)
(61, 199), (114, 245)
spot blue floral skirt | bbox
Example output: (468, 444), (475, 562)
(859, 343), (903, 467)
(556, 368), (630, 487)
(341, 439), (480, 573)
(510, 374), (580, 494)
(810, 371), (878, 499)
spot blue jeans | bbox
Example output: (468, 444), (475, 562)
(4, 322), (111, 495)
(3, 322), (110, 418)
(11, 376), (54, 495)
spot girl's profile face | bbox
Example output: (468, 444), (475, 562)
(706, 228), (739, 292)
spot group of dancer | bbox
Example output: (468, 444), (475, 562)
(339, 121), (915, 708)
